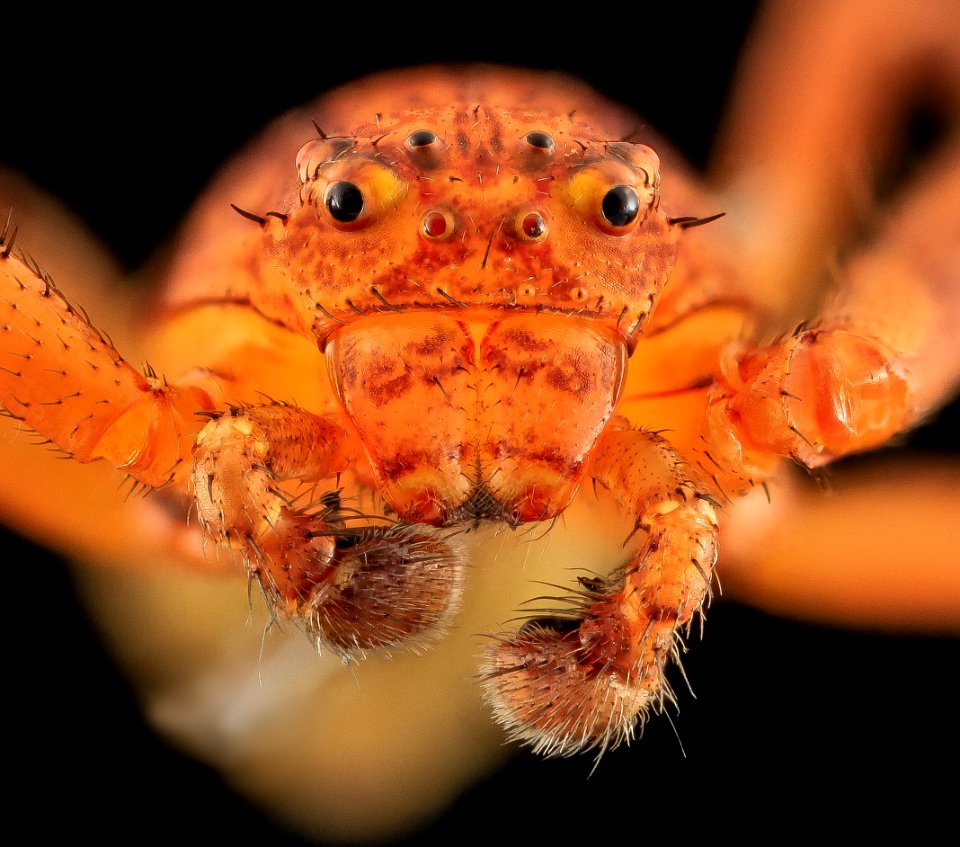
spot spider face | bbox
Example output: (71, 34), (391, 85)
(290, 131), (666, 333)
(276, 91), (673, 527)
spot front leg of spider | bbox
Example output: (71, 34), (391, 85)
(706, 148), (960, 476)
(712, 326), (912, 470)
(482, 420), (719, 756)
(192, 404), (465, 657)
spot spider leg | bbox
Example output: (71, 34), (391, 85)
(708, 143), (960, 632)
(481, 421), (718, 756)
(192, 404), (465, 656)
(713, 0), (960, 321)
(720, 456), (960, 632)
(702, 0), (960, 633)
(0, 172), (182, 562)
(706, 144), (960, 472)
(0, 221), (215, 488)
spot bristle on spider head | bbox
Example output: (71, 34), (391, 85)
(667, 212), (726, 229)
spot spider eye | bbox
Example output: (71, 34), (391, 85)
(326, 181), (364, 223)
(519, 130), (557, 171)
(309, 157), (407, 229)
(601, 185), (640, 227)
(525, 131), (555, 150)
(406, 129), (439, 149)
(568, 164), (653, 236)
(517, 211), (548, 241)
(421, 209), (454, 240)
(404, 128), (445, 170)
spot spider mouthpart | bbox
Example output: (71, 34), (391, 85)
(303, 523), (466, 659)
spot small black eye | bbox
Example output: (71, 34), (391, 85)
(601, 185), (640, 227)
(525, 131), (554, 150)
(326, 181), (364, 223)
(406, 129), (438, 148)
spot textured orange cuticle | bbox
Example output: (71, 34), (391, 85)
(1, 59), (946, 766)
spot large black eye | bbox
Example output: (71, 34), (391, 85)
(326, 181), (364, 223)
(601, 185), (640, 227)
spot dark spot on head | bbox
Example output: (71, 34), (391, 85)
(546, 354), (594, 397)
(525, 131), (554, 150)
(407, 129), (438, 148)
(487, 118), (504, 153)
(413, 331), (448, 356)
(366, 371), (413, 408)
(503, 328), (551, 351)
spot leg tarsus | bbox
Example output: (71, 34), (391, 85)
(193, 404), (466, 657)
(715, 325), (912, 469)
(299, 521), (466, 658)
(482, 428), (718, 756)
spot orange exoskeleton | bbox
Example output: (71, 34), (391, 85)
(2, 39), (958, 783)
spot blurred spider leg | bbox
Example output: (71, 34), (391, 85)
(482, 423), (718, 757)
(704, 0), (960, 631)
(708, 143), (960, 470)
(0, 173), (185, 563)
(713, 0), (960, 319)
(720, 455), (960, 632)
(0, 229), (215, 488)
(819, 143), (960, 416)
(192, 404), (465, 656)
(708, 143), (960, 632)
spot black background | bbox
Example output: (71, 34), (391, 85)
(3, 4), (958, 842)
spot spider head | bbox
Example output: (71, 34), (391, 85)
(273, 68), (678, 349)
